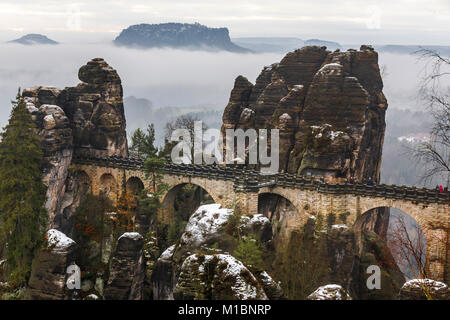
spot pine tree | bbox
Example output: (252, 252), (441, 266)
(130, 124), (158, 159)
(0, 91), (48, 287)
(234, 235), (263, 272)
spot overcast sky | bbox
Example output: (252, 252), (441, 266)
(0, 0), (449, 45)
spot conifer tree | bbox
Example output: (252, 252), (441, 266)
(130, 124), (158, 159)
(0, 91), (48, 287)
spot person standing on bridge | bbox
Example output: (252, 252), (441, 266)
(439, 185), (444, 193)
(367, 177), (373, 186)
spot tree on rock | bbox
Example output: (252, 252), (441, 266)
(130, 124), (158, 159)
(0, 91), (48, 287)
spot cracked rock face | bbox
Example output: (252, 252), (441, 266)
(174, 253), (268, 300)
(104, 232), (145, 300)
(221, 45), (387, 182)
(27, 230), (77, 300)
(22, 58), (128, 229)
(23, 58), (128, 159)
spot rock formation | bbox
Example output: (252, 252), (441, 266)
(22, 58), (128, 230)
(151, 204), (282, 300)
(398, 279), (449, 300)
(221, 45), (387, 182)
(307, 284), (352, 300)
(174, 253), (268, 300)
(27, 229), (77, 300)
(104, 232), (145, 300)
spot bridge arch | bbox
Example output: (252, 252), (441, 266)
(258, 186), (312, 221)
(357, 205), (447, 282)
(160, 182), (217, 223)
(73, 170), (92, 195)
(126, 176), (144, 197)
(99, 173), (118, 203)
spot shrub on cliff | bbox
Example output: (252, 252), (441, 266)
(130, 124), (158, 159)
(234, 235), (263, 273)
(0, 92), (48, 287)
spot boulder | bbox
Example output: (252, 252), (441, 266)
(254, 270), (285, 300)
(398, 279), (449, 300)
(27, 229), (77, 300)
(175, 204), (236, 259)
(307, 284), (352, 300)
(174, 253), (268, 300)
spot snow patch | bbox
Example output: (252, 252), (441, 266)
(307, 284), (351, 300)
(47, 229), (75, 249)
(118, 232), (143, 241)
(318, 63), (342, 73)
(332, 224), (349, 230)
(402, 279), (448, 292)
(160, 244), (176, 260)
(279, 113), (291, 121)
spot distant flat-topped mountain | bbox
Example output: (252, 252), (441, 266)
(114, 22), (250, 52)
(8, 34), (58, 45)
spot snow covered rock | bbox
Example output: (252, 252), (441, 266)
(398, 279), (449, 300)
(47, 229), (76, 251)
(27, 229), (77, 299)
(151, 245), (178, 300)
(254, 270), (285, 300)
(239, 214), (272, 242)
(180, 204), (233, 248)
(160, 245), (176, 261)
(84, 293), (99, 300)
(174, 253), (268, 300)
(175, 204), (236, 259)
(307, 284), (352, 300)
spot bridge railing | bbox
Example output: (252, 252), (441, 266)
(71, 155), (449, 204)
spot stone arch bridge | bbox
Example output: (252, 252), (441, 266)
(71, 155), (449, 282)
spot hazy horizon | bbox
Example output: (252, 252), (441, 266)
(1, 1), (450, 45)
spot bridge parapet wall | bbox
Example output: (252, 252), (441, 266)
(72, 155), (449, 205)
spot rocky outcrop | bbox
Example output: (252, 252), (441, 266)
(104, 232), (145, 300)
(350, 230), (405, 299)
(22, 58), (128, 231)
(221, 45), (387, 182)
(151, 245), (177, 300)
(151, 204), (280, 300)
(398, 279), (449, 300)
(27, 229), (77, 300)
(307, 284), (352, 300)
(174, 253), (268, 300)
